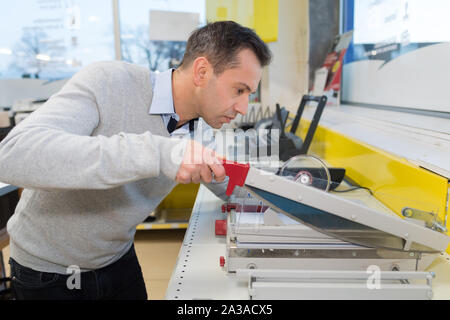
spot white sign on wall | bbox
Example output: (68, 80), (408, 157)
(149, 10), (200, 41)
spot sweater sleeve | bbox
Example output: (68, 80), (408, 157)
(0, 63), (187, 190)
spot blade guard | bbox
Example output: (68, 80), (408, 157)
(221, 160), (250, 196)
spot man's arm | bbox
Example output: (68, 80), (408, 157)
(0, 63), (187, 190)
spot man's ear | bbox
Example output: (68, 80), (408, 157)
(192, 57), (212, 87)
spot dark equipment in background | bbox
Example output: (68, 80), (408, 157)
(0, 189), (19, 300)
(277, 94), (327, 161)
(230, 94), (345, 190)
(233, 95), (328, 162)
(272, 94), (345, 190)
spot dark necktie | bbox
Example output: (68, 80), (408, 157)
(167, 117), (199, 135)
(167, 117), (178, 134)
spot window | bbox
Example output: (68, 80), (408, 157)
(0, 0), (115, 80)
(118, 0), (206, 71)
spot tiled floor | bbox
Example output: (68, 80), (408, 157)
(1, 229), (186, 300)
(134, 229), (186, 299)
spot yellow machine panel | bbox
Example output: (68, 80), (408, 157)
(294, 119), (449, 252)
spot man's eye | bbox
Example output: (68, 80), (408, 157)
(237, 89), (244, 95)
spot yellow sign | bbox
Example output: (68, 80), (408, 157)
(206, 0), (278, 43)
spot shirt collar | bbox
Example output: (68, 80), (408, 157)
(149, 68), (177, 116)
(149, 68), (197, 136)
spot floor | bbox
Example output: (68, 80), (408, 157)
(1, 229), (186, 300)
(134, 229), (186, 299)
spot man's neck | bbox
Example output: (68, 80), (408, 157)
(172, 68), (199, 126)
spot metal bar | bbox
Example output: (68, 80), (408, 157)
(236, 268), (434, 281)
(250, 282), (433, 300)
(229, 246), (421, 260)
(299, 95), (327, 154)
(112, 0), (122, 61)
(289, 95), (308, 134)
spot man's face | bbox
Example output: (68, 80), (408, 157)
(200, 49), (263, 129)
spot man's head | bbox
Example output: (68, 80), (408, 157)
(179, 21), (272, 128)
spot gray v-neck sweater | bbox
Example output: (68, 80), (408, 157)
(0, 61), (190, 274)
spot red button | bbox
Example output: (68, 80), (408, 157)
(220, 256), (225, 267)
(215, 220), (227, 236)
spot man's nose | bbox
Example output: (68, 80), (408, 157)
(234, 96), (249, 115)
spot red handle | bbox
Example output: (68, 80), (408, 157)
(221, 160), (250, 196)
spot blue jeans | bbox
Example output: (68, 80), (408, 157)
(9, 245), (147, 300)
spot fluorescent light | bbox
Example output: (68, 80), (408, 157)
(36, 54), (51, 61)
(0, 48), (12, 55)
(121, 34), (135, 39)
(88, 15), (100, 22)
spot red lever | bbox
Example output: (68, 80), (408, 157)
(221, 160), (250, 196)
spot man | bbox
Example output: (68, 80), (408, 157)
(0, 21), (271, 299)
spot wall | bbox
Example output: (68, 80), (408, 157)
(206, 0), (278, 43)
(261, 0), (309, 113)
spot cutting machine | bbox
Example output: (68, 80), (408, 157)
(216, 156), (450, 299)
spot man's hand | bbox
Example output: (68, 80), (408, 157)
(175, 140), (226, 184)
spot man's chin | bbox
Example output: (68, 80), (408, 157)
(207, 120), (224, 129)
(203, 117), (228, 129)
(212, 123), (224, 129)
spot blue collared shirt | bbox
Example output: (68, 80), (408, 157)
(149, 69), (191, 136)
